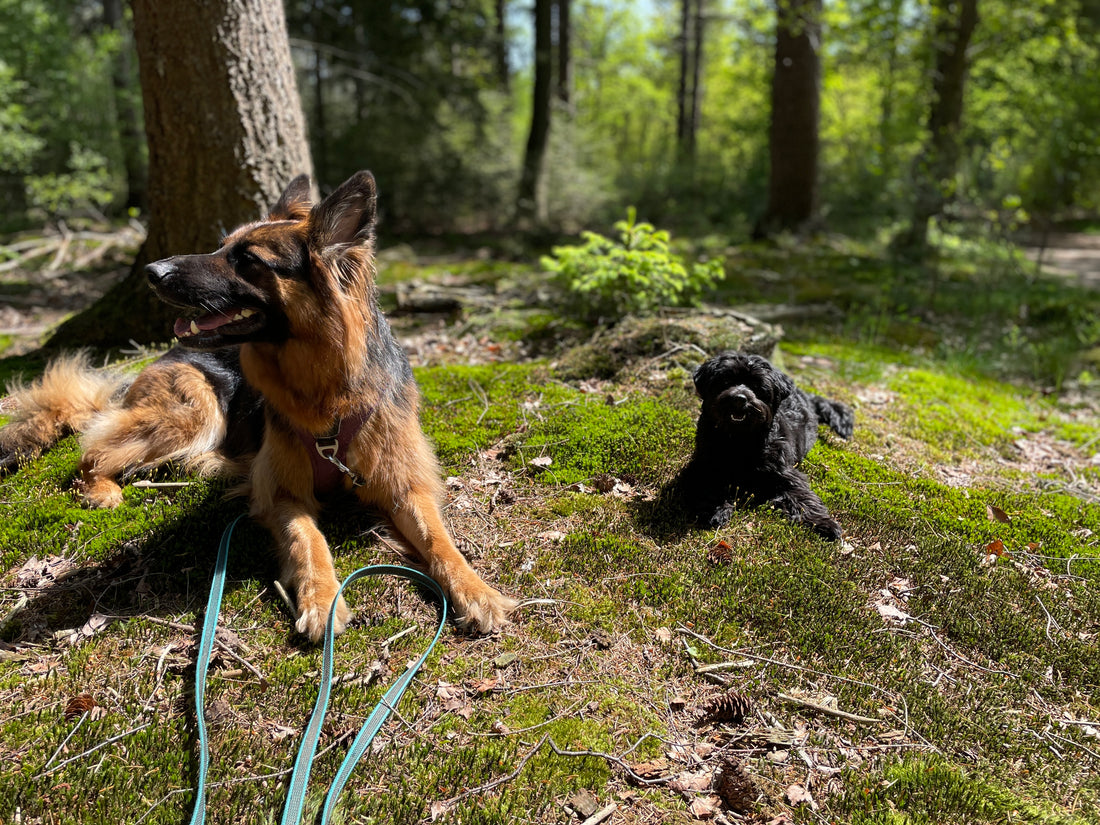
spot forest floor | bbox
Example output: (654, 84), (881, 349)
(1, 225), (1099, 825)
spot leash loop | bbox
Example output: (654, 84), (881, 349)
(188, 516), (448, 825)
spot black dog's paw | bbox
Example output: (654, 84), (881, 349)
(809, 516), (843, 542)
(702, 501), (736, 529)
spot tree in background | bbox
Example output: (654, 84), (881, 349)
(556, 0), (573, 110)
(50, 0), (312, 348)
(676, 0), (707, 169)
(895, 0), (979, 254)
(754, 0), (823, 238)
(516, 0), (554, 226)
(102, 0), (145, 212)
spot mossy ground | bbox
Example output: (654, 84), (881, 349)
(1, 233), (1099, 824)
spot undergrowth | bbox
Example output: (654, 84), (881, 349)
(1, 233), (1098, 824)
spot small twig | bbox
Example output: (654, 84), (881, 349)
(468, 378), (490, 426)
(42, 712), (89, 772)
(271, 579), (300, 621)
(548, 736), (678, 786)
(382, 623), (419, 648)
(581, 803), (617, 825)
(33, 722), (151, 779)
(778, 693), (884, 725)
(438, 734), (550, 809)
(1033, 594), (1061, 644)
(130, 480), (193, 489)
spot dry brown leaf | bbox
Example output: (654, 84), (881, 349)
(986, 504), (1011, 523)
(468, 676), (499, 694)
(984, 538), (1006, 557)
(785, 783), (816, 808)
(687, 796), (720, 819)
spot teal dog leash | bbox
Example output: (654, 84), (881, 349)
(188, 514), (448, 824)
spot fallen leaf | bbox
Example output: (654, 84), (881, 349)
(468, 676), (499, 694)
(875, 601), (912, 624)
(986, 504), (1011, 523)
(785, 783), (816, 808)
(529, 455), (552, 469)
(670, 769), (713, 793)
(429, 801), (450, 821)
(654, 626), (672, 644)
(688, 796), (720, 819)
(984, 538), (1006, 557)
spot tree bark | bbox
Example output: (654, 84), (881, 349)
(754, 0), (823, 239)
(516, 0), (553, 226)
(102, 0), (146, 213)
(688, 0), (705, 162)
(495, 0), (510, 93)
(49, 0), (313, 349)
(896, 0), (979, 253)
(676, 0), (692, 157)
(556, 0), (572, 109)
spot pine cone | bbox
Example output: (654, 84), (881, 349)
(713, 757), (757, 813)
(695, 690), (752, 725)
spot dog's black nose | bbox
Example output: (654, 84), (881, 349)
(145, 260), (175, 286)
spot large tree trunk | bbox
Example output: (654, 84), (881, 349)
(754, 0), (823, 238)
(896, 0), (979, 254)
(49, 0), (312, 349)
(102, 0), (146, 213)
(515, 0), (553, 226)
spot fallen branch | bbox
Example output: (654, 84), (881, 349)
(548, 736), (678, 786)
(33, 721), (152, 779)
(777, 693), (883, 725)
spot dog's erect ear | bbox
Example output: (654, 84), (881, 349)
(310, 171), (378, 248)
(269, 174), (313, 221)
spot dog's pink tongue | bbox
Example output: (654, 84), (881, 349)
(174, 312), (235, 337)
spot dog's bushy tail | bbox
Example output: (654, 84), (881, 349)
(0, 352), (129, 473)
(811, 395), (854, 440)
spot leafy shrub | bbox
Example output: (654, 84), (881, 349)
(541, 208), (724, 322)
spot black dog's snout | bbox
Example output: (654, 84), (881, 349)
(145, 260), (176, 286)
(719, 387), (752, 412)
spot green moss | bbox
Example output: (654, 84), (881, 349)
(842, 756), (1083, 824)
(514, 396), (695, 486)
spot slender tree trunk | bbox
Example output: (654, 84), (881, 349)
(49, 0), (313, 349)
(495, 0), (510, 93)
(516, 0), (553, 226)
(676, 0), (692, 157)
(102, 0), (146, 212)
(754, 0), (823, 238)
(896, 0), (980, 253)
(688, 0), (706, 163)
(556, 0), (572, 110)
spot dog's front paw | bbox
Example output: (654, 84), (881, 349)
(811, 517), (843, 542)
(702, 502), (735, 528)
(449, 574), (516, 634)
(293, 580), (352, 643)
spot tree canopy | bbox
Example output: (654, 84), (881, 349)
(3, 0), (1100, 238)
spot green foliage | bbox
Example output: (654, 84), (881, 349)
(541, 208), (724, 322)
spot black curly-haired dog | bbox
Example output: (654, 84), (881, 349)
(681, 351), (853, 540)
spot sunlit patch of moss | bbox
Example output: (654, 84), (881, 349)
(416, 363), (576, 470)
(840, 756), (1079, 824)
(513, 396), (695, 486)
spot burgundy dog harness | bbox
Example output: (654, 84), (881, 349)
(295, 407), (374, 494)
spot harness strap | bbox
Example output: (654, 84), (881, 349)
(295, 407), (375, 494)
(188, 515), (448, 825)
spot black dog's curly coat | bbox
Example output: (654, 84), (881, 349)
(681, 351), (853, 540)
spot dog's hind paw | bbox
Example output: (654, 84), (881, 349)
(809, 517), (843, 542)
(452, 582), (516, 635)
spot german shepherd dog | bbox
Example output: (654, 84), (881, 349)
(0, 171), (515, 641)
